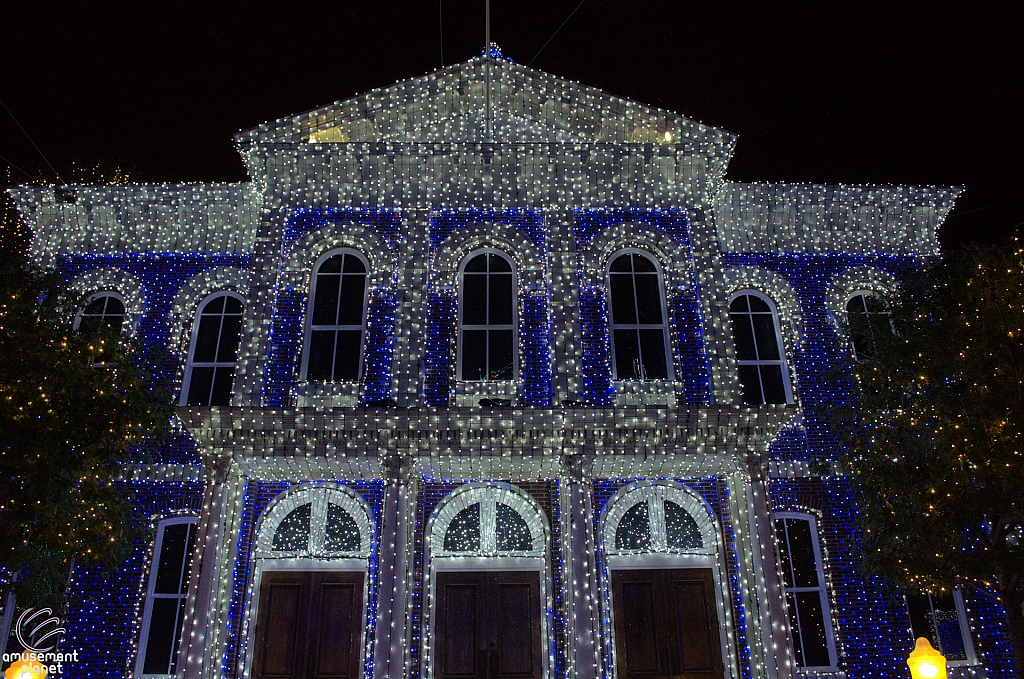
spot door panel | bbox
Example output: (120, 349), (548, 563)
(611, 568), (724, 679)
(435, 571), (542, 679)
(253, 571), (364, 679)
(438, 577), (484, 678)
(494, 573), (542, 679)
(255, 575), (305, 678)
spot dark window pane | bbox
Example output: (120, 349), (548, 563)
(306, 331), (336, 382)
(609, 274), (637, 324)
(488, 274), (514, 325)
(155, 523), (189, 593)
(610, 254), (632, 272)
(785, 519), (819, 588)
(615, 502), (651, 550)
(747, 295), (771, 312)
(318, 254), (343, 273)
(312, 273), (341, 325)
(752, 313), (781, 360)
(216, 314), (243, 362)
(638, 329), (668, 379)
(488, 253), (512, 272)
(631, 253), (656, 272)
(142, 598), (184, 674)
(846, 295), (866, 315)
(495, 503), (532, 552)
(225, 296), (243, 314)
(461, 329), (488, 380)
(444, 504), (481, 551)
(337, 275), (366, 326)
(759, 365), (788, 404)
(864, 294), (887, 313)
(633, 273), (663, 324)
(273, 504), (311, 551)
(84, 297), (106, 314)
(932, 595), (968, 660)
(729, 295), (749, 313)
(186, 367), (215, 406)
(325, 504), (361, 552)
(737, 365), (763, 405)
(665, 501), (702, 549)
(489, 329), (514, 380)
(192, 315), (221, 362)
(794, 592), (831, 667)
(613, 329), (641, 379)
(202, 296), (225, 314)
(210, 367), (235, 406)
(731, 314), (757, 361)
(181, 523), (196, 585)
(464, 254), (488, 272)
(462, 274), (487, 325)
(333, 330), (362, 381)
(343, 253), (366, 273)
(776, 519), (794, 588)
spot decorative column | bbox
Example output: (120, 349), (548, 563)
(178, 452), (244, 679)
(562, 454), (600, 679)
(372, 454), (417, 679)
(728, 450), (794, 679)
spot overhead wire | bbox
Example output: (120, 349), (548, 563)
(0, 153), (36, 182)
(0, 97), (61, 183)
(527, 0), (586, 68)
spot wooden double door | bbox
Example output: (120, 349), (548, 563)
(611, 568), (724, 679)
(252, 570), (364, 679)
(434, 570), (544, 679)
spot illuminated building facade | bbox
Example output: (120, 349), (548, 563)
(10, 50), (1014, 679)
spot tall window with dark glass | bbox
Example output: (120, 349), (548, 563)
(608, 252), (670, 380)
(459, 252), (515, 381)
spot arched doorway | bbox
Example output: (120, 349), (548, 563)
(242, 485), (374, 679)
(424, 483), (551, 679)
(600, 481), (733, 679)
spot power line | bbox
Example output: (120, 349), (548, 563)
(0, 98), (61, 182)
(0, 153), (36, 182)
(527, 0), (586, 68)
(946, 194), (1024, 219)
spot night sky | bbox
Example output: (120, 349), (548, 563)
(1, 2), (1022, 249)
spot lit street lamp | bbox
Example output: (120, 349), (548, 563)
(907, 637), (947, 679)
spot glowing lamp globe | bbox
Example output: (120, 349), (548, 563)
(907, 638), (947, 679)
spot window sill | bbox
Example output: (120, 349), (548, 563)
(612, 380), (682, 406)
(948, 664), (987, 679)
(292, 381), (361, 408)
(794, 669), (846, 679)
(454, 380), (517, 406)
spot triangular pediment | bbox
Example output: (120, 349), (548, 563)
(235, 50), (735, 149)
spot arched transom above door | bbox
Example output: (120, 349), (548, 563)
(255, 485), (373, 558)
(429, 484), (547, 557)
(602, 481), (718, 556)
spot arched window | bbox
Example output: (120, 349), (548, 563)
(845, 291), (892, 361)
(602, 483), (716, 556)
(303, 250), (369, 382)
(135, 516), (197, 678)
(181, 293), (244, 406)
(429, 485), (546, 557)
(608, 251), (671, 380)
(729, 292), (792, 404)
(775, 513), (838, 669)
(458, 250), (516, 381)
(76, 292), (126, 334)
(254, 486), (373, 559)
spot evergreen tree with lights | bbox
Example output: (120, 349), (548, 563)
(0, 169), (170, 613)
(832, 241), (1024, 670)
